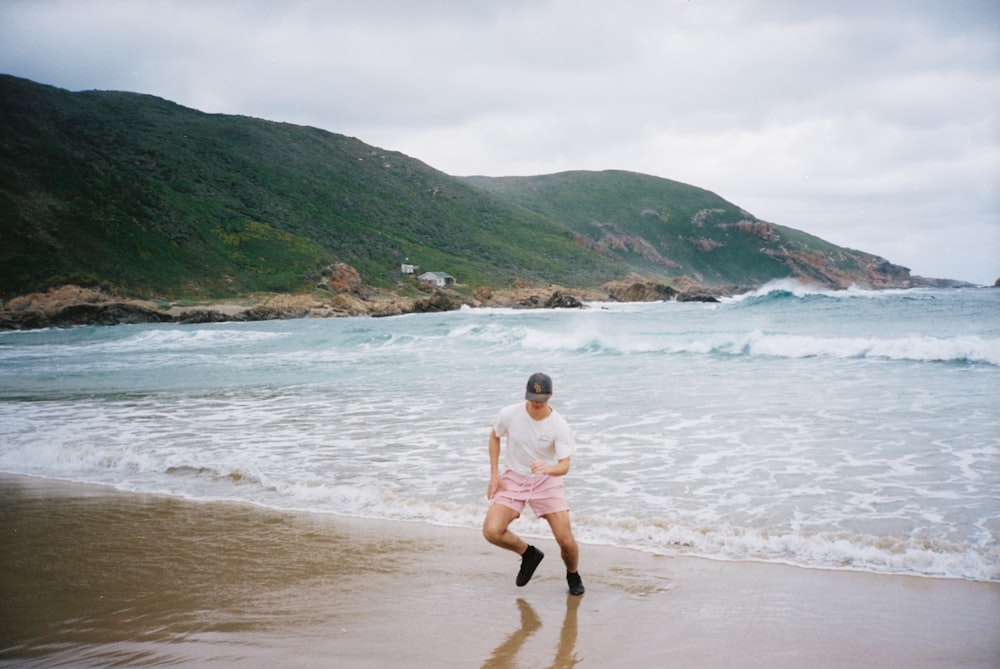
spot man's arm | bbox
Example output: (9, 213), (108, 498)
(531, 456), (571, 477)
(487, 430), (504, 499)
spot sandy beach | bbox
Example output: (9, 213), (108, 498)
(1, 473), (997, 668)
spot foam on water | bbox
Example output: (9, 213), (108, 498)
(1, 285), (998, 581)
(723, 278), (928, 303)
(515, 324), (999, 365)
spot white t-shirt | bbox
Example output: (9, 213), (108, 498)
(492, 402), (575, 476)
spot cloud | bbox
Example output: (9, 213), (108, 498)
(2, 0), (998, 283)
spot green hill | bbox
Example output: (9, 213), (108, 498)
(0, 74), (919, 300)
(461, 171), (914, 288)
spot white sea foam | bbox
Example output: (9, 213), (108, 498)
(745, 332), (1000, 365)
(516, 324), (999, 365)
(723, 278), (923, 302)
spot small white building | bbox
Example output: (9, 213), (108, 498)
(418, 271), (455, 287)
(400, 263), (417, 275)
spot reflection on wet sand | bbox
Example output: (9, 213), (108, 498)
(482, 596), (580, 669)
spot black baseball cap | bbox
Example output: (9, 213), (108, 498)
(525, 372), (553, 401)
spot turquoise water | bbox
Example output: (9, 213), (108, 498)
(1, 280), (998, 580)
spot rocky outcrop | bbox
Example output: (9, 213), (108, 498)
(175, 295), (327, 322)
(718, 220), (778, 241)
(8, 301), (174, 329)
(602, 276), (751, 303)
(676, 292), (722, 303)
(545, 291), (585, 309)
(407, 289), (472, 314)
(239, 305), (313, 321)
(176, 309), (232, 324)
(691, 209), (726, 227)
(683, 237), (726, 252)
(574, 222), (681, 269)
(321, 262), (364, 296)
(762, 247), (913, 289)
(6, 265), (975, 331)
(0, 284), (486, 328)
(603, 280), (677, 302)
(498, 290), (586, 309)
(1, 286), (170, 329)
(0, 285), (319, 330)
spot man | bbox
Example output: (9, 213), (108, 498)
(482, 372), (585, 596)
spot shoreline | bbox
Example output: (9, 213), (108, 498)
(2, 473), (998, 668)
(2, 277), (986, 331)
(3, 474), (992, 586)
(0, 280), (755, 330)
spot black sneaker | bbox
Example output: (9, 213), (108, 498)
(516, 545), (544, 586)
(567, 571), (585, 596)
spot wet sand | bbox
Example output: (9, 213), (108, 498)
(1, 473), (997, 668)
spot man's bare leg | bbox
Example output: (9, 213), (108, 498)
(483, 503), (545, 586)
(545, 510), (584, 595)
(483, 503), (527, 554)
(543, 510), (579, 572)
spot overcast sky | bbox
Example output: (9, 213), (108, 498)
(2, 1), (998, 284)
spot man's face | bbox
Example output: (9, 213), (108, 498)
(526, 398), (550, 412)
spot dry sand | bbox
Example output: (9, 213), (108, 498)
(1, 473), (997, 668)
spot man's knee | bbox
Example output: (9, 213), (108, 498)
(482, 521), (500, 544)
(554, 531), (577, 552)
(483, 506), (514, 544)
(546, 518), (577, 557)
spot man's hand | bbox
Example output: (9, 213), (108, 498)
(487, 473), (505, 500)
(534, 457), (571, 477)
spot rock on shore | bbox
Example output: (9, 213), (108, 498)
(0, 280), (747, 331)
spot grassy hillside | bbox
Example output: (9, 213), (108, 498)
(463, 171), (873, 286)
(0, 74), (915, 299)
(0, 75), (622, 297)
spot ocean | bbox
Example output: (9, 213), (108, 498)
(1, 280), (997, 582)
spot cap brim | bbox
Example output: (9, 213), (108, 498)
(525, 392), (551, 402)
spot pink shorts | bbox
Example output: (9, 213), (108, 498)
(491, 471), (569, 518)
